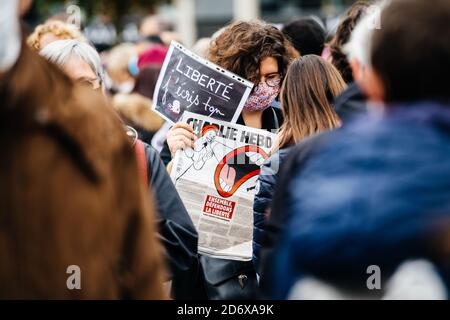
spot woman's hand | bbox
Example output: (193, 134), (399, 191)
(166, 123), (196, 158)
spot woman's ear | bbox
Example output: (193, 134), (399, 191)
(360, 66), (385, 103)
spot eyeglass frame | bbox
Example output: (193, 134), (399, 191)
(251, 72), (282, 93)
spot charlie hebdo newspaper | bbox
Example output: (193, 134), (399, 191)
(171, 112), (277, 261)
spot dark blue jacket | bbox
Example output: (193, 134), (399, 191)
(272, 102), (450, 299)
(252, 148), (290, 274)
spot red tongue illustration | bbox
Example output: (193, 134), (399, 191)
(214, 146), (270, 198)
(220, 164), (236, 189)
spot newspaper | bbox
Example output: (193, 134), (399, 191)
(171, 112), (277, 261)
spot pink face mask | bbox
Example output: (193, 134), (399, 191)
(244, 81), (280, 112)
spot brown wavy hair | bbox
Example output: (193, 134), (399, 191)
(328, 1), (370, 83)
(208, 21), (298, 84)
(277, 55), (346, 150)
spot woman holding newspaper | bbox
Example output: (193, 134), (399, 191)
(163, 21), (298, 299)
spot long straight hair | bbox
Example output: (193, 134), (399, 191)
(277, 55), (346, 150)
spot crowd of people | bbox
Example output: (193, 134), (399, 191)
(1, 0), (450, 300)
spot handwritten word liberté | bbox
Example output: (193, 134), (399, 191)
(175, 57), (233, 101)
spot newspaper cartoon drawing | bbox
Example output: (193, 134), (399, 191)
(178, 125), (269, 197)
(168, 100), (181, 114)
(214, 145), (269, 197)
(171, 112), (276, 261)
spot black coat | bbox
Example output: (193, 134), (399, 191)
(258, 84), (368, 297)
(143, 143), (199, 299)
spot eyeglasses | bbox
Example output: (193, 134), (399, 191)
(251, 73), (282, 93)
(263, 73), (282, 88)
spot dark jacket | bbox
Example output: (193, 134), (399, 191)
(0, 43), (166, 299)
(258, 85), (368, 297)
(272, 102), (450, 299)
(334, 82), (367, 122)
(252, 148), (290, 274)
(258, 133), (330, 297)
(143, 143), (199, 299)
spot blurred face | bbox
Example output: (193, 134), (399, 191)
(63, 56), (101, 90)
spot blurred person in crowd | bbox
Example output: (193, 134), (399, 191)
(40, 39), (105, 92)
(192, 38), (211, 58)
(132, 45), (171, 152)
(253, 55), (346, 274)
(107, 43), (137, 94)
(271, 0), (450, 299)
(40, 39), (199, 300)
(160, 20), (298, 300)
(139, 15), (178, 47)
(133, 64), (161, 100)
(328, 1), (370, 83)
(258, 2), (376, 298)
(140, 15), (163, 43)
(282, 17), (326, 56)
(118, 44), (169, 99)
(123, 54), (167, 147)
(0, 0), (166, 299)
(137, 44), (168, 70)
(160, 31), (182, 47)
(113, 82), (164, 145)
(162, 20), (298, 169)
(123, 126), (199, 300)
(27, 20), (85, 52)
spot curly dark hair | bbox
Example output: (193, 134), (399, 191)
(207, 21), (298, 84)
(328, 1), (370, 83)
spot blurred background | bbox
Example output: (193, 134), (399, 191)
(24, 0), (362, 50)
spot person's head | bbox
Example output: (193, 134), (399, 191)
(328, 1), (370, 83)
(140, 15), (162, 38)
(40, 39), (104, 91)
(160, 31), (182, 47)
(132, 65), (162, 100)
(106, 43), (137, 93)
(137, 44), (168, 70)
(208, 20), (298, 112)
(366, 0), (450, 104)
(27, 20), (85, 52)
(343, 2), (385, 90)
(282, 17), (326, 56)
(277, 55), (346, 149)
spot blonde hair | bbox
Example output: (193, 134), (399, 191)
(107, 43), (136, 81)
(27, 20), (84, 52)
(277, 55), (346, 150)
(112, 93), (164, 132)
